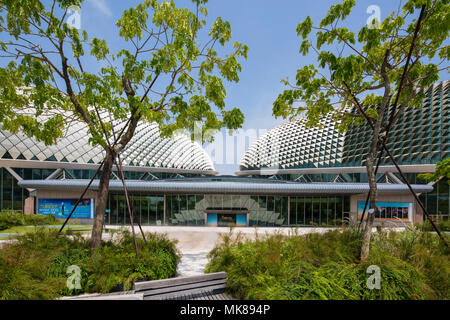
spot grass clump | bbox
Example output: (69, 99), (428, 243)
(205, 227), (449, 300)
(0, 210), (59, 231)
(0, 229), (180, 299)
(419, 218), (450, 232)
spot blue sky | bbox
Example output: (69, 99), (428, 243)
(4, 1), (449, 174)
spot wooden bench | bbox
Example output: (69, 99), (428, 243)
(59, 291), (143, 300)
(133, 272), (233, 300)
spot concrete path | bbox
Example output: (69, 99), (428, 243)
(176, 251), (209, 277)
(106, 226), (339, 276)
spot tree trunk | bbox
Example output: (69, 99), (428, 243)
(360, 152), (378, 262)
(90, 148), (115, 250)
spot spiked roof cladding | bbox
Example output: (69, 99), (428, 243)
(0, 119), (215, 173)
(18, 178), (434, 195)
(239, 80), (450, 173)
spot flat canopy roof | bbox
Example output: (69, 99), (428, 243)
(18, 179), (434, 196)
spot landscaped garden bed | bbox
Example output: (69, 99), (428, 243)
(205, 226), (449, 300)
(0, 229), (180, 300)
(0, 210), (93, 240)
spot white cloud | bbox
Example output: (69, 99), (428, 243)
(89, 0), (113, 17)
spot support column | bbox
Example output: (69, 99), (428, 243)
(163, 194), (167, 225)
(287, 196), (290, 226)
(24, 196), (34, 215)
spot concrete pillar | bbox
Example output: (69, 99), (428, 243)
(163, 194), (166, 225)
(24, 197), (35, 215)
(414, 200), (424, 224)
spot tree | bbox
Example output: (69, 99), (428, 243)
(273, 0), (449, 261)
(418, 158), (450, 184)
(0, 0), (248, 249)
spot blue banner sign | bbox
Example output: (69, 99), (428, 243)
(38, 198), (94, 219)
(357, 201), (411, 220)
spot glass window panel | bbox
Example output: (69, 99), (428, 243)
(13, 177), (23, 211)
(319, 197), (328, 226)
(258, 196), (267, 210)
(196, 194), (204, 204)
(32, 169), (42, 180)
(131, 194), (140, 225)
(157, 196), (164, 224)
(312, 197), (320, 224)
(267, 196), (274, 211)
(343, 196), (350, 221)
(335, 196), (343, 224)
(281, 197), (288, 226)
(23, 169), (33, 180)
(166, 195), (174, 225)
(223, 195), (232, 208)
(110, 194), (118, 225)
(180, 195), (187, 211)
(188, 195), (196, 210)
(141, 196), (149, 225)
(149, 197), (158, 225)
(257, 210), (266, 227)
(325, 197), (335, 226)
(117, 195), (125, 225)
(297, 197), (305, 225)
(304, 197), (312, 226)
(232, 195), (241, 208)
(289, 197), (297, 226)
(2, 169), (13, 210)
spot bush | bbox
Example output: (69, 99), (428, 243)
(419, 218), (450, 232)
(0, 229), (181, 299)
(205, 227), (449, 300)
(0, 210), (58, 231)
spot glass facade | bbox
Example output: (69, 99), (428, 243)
(104, 193), (350, 227)
(0, 168), (445, 226)
(0, 168), (30, 212)
(106, 193), (164, 225)
(420, 178), (450, 221)
(289, 196), (349, 226)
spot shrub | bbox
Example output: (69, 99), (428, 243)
(0, 229), (181, 299)
(0, 210), (59, 231)
(419, 218), (450, 232)
(205, 227), (449, 300)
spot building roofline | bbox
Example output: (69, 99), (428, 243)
(236, 164), (436, 176)
(18, 179), (434, 195)
(0, 159), (218, 175)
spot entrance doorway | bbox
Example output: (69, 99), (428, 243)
(205, 209), (248, 227)
(217, 213), (236, 227)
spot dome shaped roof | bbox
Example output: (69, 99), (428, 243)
(240, 80), (450, 173)
(239, 113), (345, 171)
(0, 119), (215, 172)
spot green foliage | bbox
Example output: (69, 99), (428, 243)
(273, 0), (449, 131)
(0, 0), (248, 147)
(0, 229), (180, 299)
(419, 218), (450, 232)
(0, 210), (59, 231)
(418, 158), (450, 184)
(206, 227), (449, 300)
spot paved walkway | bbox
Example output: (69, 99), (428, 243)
(106, 226), (339, 276)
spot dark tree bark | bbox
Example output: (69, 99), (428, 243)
(90, 148), (115, 250)
(90, 111), (140, 250)
(360, 152), (378, 261)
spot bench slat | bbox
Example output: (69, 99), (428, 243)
(135, 272), (226, 291)
(62, 293), (144, 300)
(142, 279), (226, 297)
(144, 284), (226, 300)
